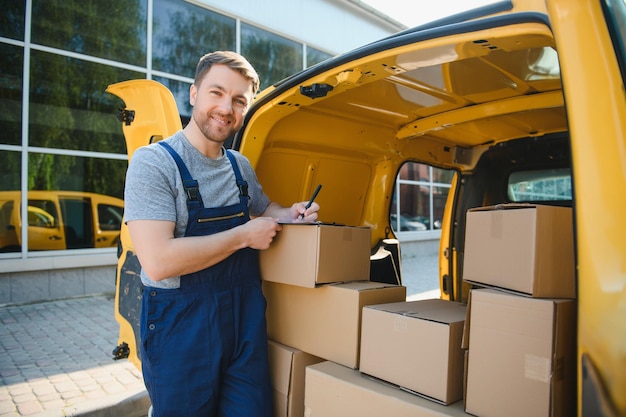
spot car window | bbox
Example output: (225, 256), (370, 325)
(27, 206), (56, 227)
(98, 203), (123, 231)
(508, 168), (572, 201)
(28, 199), (59, 226)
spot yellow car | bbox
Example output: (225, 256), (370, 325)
(109, 1), (625, 415)
(0, 190), (124, 252)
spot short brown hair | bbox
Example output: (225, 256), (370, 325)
(194, 51), (260, 95)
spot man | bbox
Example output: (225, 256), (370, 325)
(124, 51), (319, 417)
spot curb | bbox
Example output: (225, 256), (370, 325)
(29, 390), (151, 417)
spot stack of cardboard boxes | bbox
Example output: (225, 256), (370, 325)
(261, 223), (404, 417)
(462, 204), (577, 417)
(261, 223), (472, 417)
(260, 204), (576, 417)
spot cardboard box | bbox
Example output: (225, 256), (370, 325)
(268, 340), (324, 417)
(463, 204), (575, 298)
(263, 280), (406, 368)
(360, 299), (467, 404)
(465, 289), (576, 417)
(260, 223), (371, 287)
(304, 361), (471, 417)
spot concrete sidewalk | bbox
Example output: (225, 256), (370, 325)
(0, 294), (150, 417)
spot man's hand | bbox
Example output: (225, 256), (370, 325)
(290, 201), (320, 222)
(241, 217), (283, 249)
(261, 201), (320, 223)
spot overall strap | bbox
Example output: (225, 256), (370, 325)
(157, 141), (202, 208)
(225, 150), (250, 207)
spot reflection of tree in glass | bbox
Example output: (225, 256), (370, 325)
(153, 7), (235, 78)
(0, 0), (25, 40)
(0, 43), (24, 148)
(27, 51), (139, 199)
(26, 153), (128, 201)
(19, 0), (148, 199)
(0, 151), (21, 191)
(307, 47), (333, 68)
(31, 0), (146, 66)
(242, 25), (303, 91)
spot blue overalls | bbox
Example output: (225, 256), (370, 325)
(140, 142), (273, 417)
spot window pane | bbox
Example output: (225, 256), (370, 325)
(241, 24), (303, 90)
(0, 0), (25, 40)
(432, 167), (454, 183)
(392, 162), (454, 233)
(0, 43), (23, 146)
(152, 0), (236, 77)
(307, 46), (332, 67)
(28, 153), (127, 200)
(31, 0), (147, 66)
(508, 168), (572, 201)
(399, 183), (430, 230)
(399, 162), (429, 181)
(0, 150), (21, 191)
(432, 186), (450, 229)
(29, 50), (142, 153)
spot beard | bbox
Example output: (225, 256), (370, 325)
(192, 110), (239, 144)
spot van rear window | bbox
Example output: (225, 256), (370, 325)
(508, 168), (572, 201)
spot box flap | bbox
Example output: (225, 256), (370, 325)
(333, 281), (401, 292)
(268, 340), (292, 417)
(268, 340), (294, 397)
(268, 340), (325, 417)
(461, 290), (472, 350)
(468, 203), (538, 212)
(290, 350), (324, 417)
(365, 299), (466, 325)
(550, 299), (577, 417)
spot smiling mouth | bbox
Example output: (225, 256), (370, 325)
(210, 113), (232, 126)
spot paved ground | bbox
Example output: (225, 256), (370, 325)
(0, 294), (149, 417)
(0, 250), (438, 417)
(401, 243), (440, 298)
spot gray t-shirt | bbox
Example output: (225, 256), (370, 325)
(124, 131), (271, 288)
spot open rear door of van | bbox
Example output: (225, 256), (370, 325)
(106, 80), (182, 370)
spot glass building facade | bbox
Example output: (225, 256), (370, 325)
(0, 0), (333, 261)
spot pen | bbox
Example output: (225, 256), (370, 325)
(299, 184), (322, 220)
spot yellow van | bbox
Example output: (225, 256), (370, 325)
(109, 0), (625, 415)
(0, 190), (124, 252)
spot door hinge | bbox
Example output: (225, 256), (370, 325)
(117, 108), (135, 126)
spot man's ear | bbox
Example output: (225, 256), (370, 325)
(189, 84), (197, 106)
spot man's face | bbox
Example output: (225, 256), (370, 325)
(189, 64), (254, 144)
